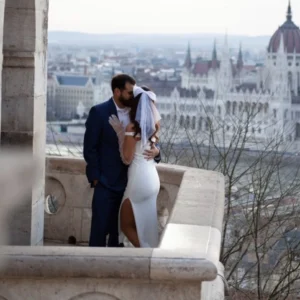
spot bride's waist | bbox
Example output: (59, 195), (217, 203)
(130, 154), (155, 165)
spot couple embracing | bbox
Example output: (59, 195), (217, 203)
(83, 74), (161, 248)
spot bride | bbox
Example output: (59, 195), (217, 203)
(109, 85), (161, 248)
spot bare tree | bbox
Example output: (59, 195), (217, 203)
(159, 87), (300, 299)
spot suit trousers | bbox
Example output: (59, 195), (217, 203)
(89, 183), (124, 247)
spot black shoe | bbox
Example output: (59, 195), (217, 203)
(118, 243), (125, 247)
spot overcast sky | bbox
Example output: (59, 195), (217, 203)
(49, 0), (300, 36)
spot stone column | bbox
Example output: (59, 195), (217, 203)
(0, 0), (5, 137)
(1, 0), (49, 245)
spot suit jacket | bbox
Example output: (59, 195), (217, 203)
(83, 98), (161, 192)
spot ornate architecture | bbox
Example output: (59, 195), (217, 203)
(154, 1), (300, 151)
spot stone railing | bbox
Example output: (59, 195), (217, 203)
(44, 157), (180, 244)
(0, 157), (225, 300)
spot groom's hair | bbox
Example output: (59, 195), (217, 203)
(111, 74), (136, 92)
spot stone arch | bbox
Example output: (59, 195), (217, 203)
(44, 176), (67, 215)
(69, 292), (121, 300)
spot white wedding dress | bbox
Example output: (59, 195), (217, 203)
(119, 138), (160, 248)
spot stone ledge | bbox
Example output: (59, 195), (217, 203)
(0, 246), (217, 282)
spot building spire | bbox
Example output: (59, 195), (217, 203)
(212, 39), (217, 61)
(287, 0), (292, 21)
(237, 43), (244, 70)
(184, 42), (192, 69)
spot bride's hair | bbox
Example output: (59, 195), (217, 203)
(129, 86), (160, 144)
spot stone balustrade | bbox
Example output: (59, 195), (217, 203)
(0, 156), (225, 299)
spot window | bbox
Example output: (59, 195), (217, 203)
(179, 115), (184, 126)
(206, 118), (211, 131)
(296, 123), (300, 139)
(192, 116), (196, 130)
(226, 101), (231, 115)
(198, 117), (203, 130)
(185, 116), (190, 128)
(232, 102), (237, 115)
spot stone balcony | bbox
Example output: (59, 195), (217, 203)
(0, 156), (225, 300)
(0, 1), (225, 298)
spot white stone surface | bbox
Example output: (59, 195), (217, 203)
(1, 0), (48, 245)
(0, 158), (225, 299)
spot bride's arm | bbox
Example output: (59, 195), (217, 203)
(123, 123), (138, 164)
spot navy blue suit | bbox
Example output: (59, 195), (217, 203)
(83, 98), (161, 247)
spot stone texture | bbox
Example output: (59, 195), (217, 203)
(151, 248), (217, 282)
(0, 0), (5, 137)
(201, 262), (225, 300)
(0, 279), (201, 300)
(44, 159), (181, 243)
(0, 247), (153, 280)
(169, 170), (225, 232)
(0, 151), (37, 246)
(1, 0), (48, 245)
(46, 157), (86, 175)
(0, 160), (226, 299)
(159, 224), (221, 265)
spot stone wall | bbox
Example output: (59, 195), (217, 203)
(44, 157), (180, 244)
(0, 157), (225, 299)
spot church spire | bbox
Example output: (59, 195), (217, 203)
(236, 43), (244, 70)
(184, 42), (192, 69)
(212, 39), (217, 61)
(287, 0), (292, 22)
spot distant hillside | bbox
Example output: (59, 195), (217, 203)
(48, 31), (271, 50)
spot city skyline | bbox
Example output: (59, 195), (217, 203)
(49, 0), (300, 36)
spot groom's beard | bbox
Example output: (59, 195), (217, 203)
(119, 96), (133, 107)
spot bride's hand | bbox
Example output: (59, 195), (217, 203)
(143, 144), (159, 160)
(109, 115), (123, 135)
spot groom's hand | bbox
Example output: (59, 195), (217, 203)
(143, 144), (159, 161)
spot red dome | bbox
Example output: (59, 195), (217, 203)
(268, 3), (300, 53)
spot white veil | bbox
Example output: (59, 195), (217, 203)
(133, 85), (161, 147)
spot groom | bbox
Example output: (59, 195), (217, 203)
(84, 74), (161, 247)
